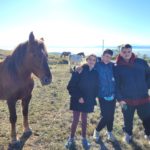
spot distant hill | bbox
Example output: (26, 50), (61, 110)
(133, 45), (150, 49)
(94, 45), (150, 49)
(48, 52), (61, 55)
(0, 49), (12, 55)
(133, 49), (150, 57)
(0, 46), (150, 57)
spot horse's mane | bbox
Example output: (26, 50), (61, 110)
(4, 41), (28, 77)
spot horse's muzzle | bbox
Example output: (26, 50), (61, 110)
(41, 76), (52, 85)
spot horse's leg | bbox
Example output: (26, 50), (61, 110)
(17, 95), (32, 148)
(7, 100), (17, 142)
(21, 95), (32, 132)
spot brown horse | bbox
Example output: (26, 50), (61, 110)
(0, 32), (52, 147)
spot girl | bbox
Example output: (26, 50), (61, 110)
(66, 54), (99, 149)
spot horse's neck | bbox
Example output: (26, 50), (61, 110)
(5, 55), (32, 79)
(17, 62), (32, 79)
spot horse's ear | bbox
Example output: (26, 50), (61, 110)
(29, 32), (35, 43)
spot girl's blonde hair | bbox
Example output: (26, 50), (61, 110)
(86, 54), (97, 61)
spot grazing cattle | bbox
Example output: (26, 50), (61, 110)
(60, 52), (71, 58)
(0, 32), (52, 148)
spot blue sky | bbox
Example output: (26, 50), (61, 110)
(0, 0), (150, 50)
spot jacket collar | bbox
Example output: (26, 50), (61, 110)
(116, 53), (136, 66)
(98, 57), (112, 66)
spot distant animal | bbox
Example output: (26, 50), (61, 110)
(69, 54), (84, 72)
(77, 52), (85, 57)
(60, 52), (71, 57)
(0, 32), (52, 147)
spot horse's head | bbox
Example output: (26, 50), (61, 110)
(81, 52), (85, 58)
(77, 52), (85, 58)
(26, 32), (52, 85)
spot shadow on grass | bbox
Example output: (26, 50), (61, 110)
(111, 139), (122, 150)
(7, 130), (32, 150)
(96, 137), (122, 150)
(66, 143), (78, 150)
(130, 140), (143, 150)
(0, 145), (4, 150)
(96, 138), (109, 150)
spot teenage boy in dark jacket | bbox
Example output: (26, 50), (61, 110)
(114, 44), (150, 144)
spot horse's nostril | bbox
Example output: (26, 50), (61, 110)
(44, 78), (49, 83)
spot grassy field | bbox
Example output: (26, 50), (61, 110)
(0, 51), (150, 150)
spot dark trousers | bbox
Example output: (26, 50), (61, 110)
(96, 98), (116, 132)
(122, 102), (150, 136)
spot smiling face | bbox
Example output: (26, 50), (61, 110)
(102, 53), (112, 64)
(120, 47), (132, 61)
(27, 32), (52, 85)
(86, 55), (97, 68)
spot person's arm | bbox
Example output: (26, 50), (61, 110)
(143, 60), (150, 89)
(114, 66), (127, 108)
(94, 72), (99, 98)
(113, 66), (124, 102)
(67, 71), (83, 100)
(75, 63), (88, 73)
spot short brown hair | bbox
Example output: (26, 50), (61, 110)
(103, 49), (113, 56)
(120, 44), (132, 51)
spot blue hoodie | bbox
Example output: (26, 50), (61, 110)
(95, 60), (115, 99)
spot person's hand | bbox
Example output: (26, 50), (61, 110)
(79, 97), (84, 104)
(120, 101), (127, 110)
(119, 101), (126, 107)
(76, 66), (83, 73)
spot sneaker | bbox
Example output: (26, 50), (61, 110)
(93, 129), (99, 142)
(144, 135), (150, 144)
(65, 137), (75, 149)
(82, 138), (91, 150)
(123, 133), (132, 144)
(106, 131), (115, 142)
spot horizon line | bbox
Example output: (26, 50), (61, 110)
(1, 44), (150, 51)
